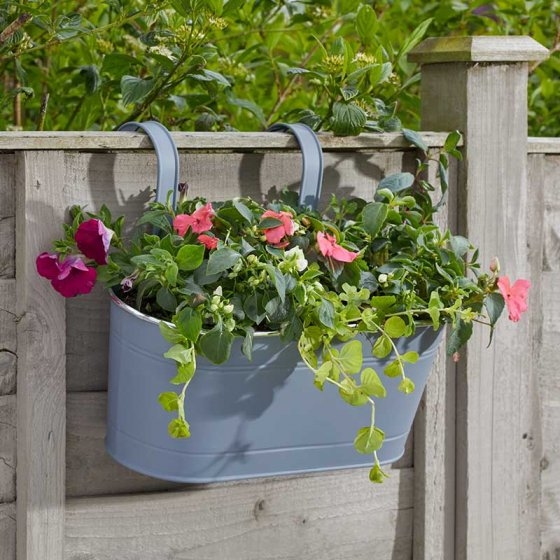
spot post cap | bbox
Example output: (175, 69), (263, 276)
(409, 36), (549, 64)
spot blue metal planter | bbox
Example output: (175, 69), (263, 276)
(105, 293), (443, 482)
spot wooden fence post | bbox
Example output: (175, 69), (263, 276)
(410, 36), (548, 559)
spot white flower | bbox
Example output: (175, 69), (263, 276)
(285, 247), (308, 272)
(378, 273), (388, 284)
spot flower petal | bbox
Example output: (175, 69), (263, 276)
(36, 252), (61, 280)
(75, 219), (113, 265)
(173, 214), (194, 236)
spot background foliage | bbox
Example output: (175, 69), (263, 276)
(1, 0), (558, 135)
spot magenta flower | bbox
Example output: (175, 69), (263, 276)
(75, 219), (113, 265)
(173, 203), (215, 236)
(316, 232), (359, 263)
(36, 253), (97, 298)
(261, 210), (295, 246)
(197, 234), (218, 250)
(497, 276), (530, 322)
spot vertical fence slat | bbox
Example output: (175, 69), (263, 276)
(411, 36), (548, 560)
(16, 151), (66, 560)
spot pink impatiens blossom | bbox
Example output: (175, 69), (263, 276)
(36, 253), (97, 298)
(75, 219), (113, 265)
(260, 210), (295, 246)
(497, 276), (530, 322)
(197, 234), (218, 250)
(316, 231), (359, 263)
(173, 203), (215, 236)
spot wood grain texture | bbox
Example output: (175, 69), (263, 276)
(65, 468), (414, 560)
(528, 138), (560, 154)
(65, 149), (419, 391)
(0, 155), (15, 279)
(410, 36), (548, 64)
(0, 395), (15, 503)
(0, 502), (16, 560)
(66, 391), (411, 497)
(543, 156), (560, 272)
(15, 151), (66, 560)
(539, 273), (560, 558)
(420, 61), (541, 559)
(0, 130), (452, 151)
(0, 280), (16, 395)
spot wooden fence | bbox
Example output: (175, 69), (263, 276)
(0, 36), (556, 560)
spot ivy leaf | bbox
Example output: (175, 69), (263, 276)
(170, 361), (195, 384)
(330, 102), (367, 136)
(164, 343), (193, 365)
(314, 361), (332, 390)
(339, 379), (369, 406)
(168, 418), (190, 438)
(377, 172), (415, 194)
(206, 248), (241, 275)
(159, 322), (185, 344)
(175, 307), (202, 342)
(398, 378), (415, 394)
(362, 202), (388, 237)
(384, 316), (406, 338)
(158, 392), (179, 412)
(372, 335), (392, 359)
(401, 351), (419, 364)
(384, 359), (403, 378)
(338, 340), (363, 374)
(199, 322), (234, 364)
(360, 368), (386, 398)
(354, 425), (385, 454)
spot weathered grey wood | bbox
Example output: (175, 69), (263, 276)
(0, 502), (16, 560)
(543, 156), (560, 272)
(539, 269), (560, 559)
(0, 155), (15, 279)
(413, 40), (545, 559)
(65, 391), (411, 497)
(65, 149), (419, 391)
(0, 130), (452, 151)
(409, 35), (548, 64)
(0, 280), (16, 395)
(0, 395), (15, 503)
(528, 138), (560, 154)
(65, 468), (414, 560)
(15, 151), (66, 560)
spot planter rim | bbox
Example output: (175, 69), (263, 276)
(109, 290), (281, 338)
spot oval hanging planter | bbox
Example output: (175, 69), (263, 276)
(106, 292), (443, 482)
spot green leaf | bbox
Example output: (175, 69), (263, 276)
(232, 199), (254, 223)
(485, 292), (505, 326)
(242, 327), (254, 361)
(175, 307), (202, 342)
(314, 361), (332, 390)
(157, 286), (178, 312)
(428, 291), (442, 330)
(79, 65), (101, 94)
(396, 18), (433, 60)
(447, 319), (473, 355)
(206, 248), (241, 275)
(158, 391), (179, 412)
(355, 4), (377, 44)
(444, 130), (462, 152)
(120, 75), (154, 105)
(360, 368), (386, 398)
(339, 379), (369, 406)
(170, 361), (195, 384)
(259, 217), (283, 229)
(266, 265), (286, 303)
(354, 426), (385, 454)
(176, 244), (205, 271)
(372, 335), (392, 359)
(159, 322), (185, 344)
(338, 340), (363, 374)
(319, 298), (335, 328)
(398, 378), (416, 394)
(370, 296), (396, 310)
(330, 102), (367, 136)
(401, 351), (419, 364)
(402, 128), (428, 153)
(165, 262), (178, 286)
(362, 202), (388, 237)
(384, 316), (406, 338)
(378, 173), (415, 194)
(449, 235), (470, 258)
(164, 343), (193, 365)
(168, 417), (190, 438)
(369, 463), (389, 483)
(384, 359), (403, 378)
(199, 322), (234, 364)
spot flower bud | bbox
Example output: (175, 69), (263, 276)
(489, 257), (500, 273)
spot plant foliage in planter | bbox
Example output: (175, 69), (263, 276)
(36, 129), (529, 483)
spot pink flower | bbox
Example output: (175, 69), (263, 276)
(261, 210), (295, 245)
(497, 276), (530, 322)
(197, 234), (218, 250)
(36, 253), (97, 298)
(75, 219), (113, 265)
(316, 232), (359, 263)
(173, 203), (215, 235)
